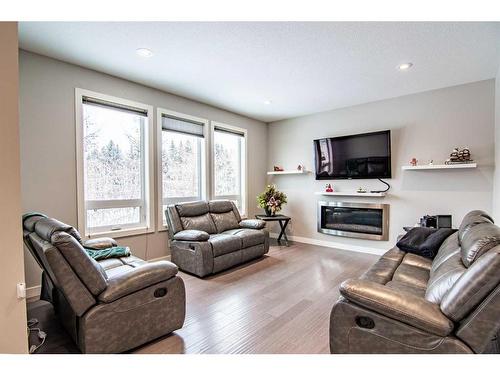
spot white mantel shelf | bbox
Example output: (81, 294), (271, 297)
(267, 170), (309, 175)
(314, 191), (386, 197)
(401, 163), (477, 171)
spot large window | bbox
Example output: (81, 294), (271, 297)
(158, 109), (208, 225)
(212, 123), (247, 215)
(76, 89), (154, 237)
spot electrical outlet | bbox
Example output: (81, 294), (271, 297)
(17, 282), (26, 299)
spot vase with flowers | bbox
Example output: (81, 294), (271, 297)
(257, 184), (287, 216)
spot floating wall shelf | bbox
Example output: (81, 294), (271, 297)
(401, 163), (477, 171)
(314, 191), (386, 197)
(267, 170), (310, 175)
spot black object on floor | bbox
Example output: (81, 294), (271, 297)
(27, 300), (80, 354)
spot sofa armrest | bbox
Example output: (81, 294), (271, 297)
(83, 237), (117, 250)
(99, 261), (178, 303)
(340, 278), (454, 336)
(240, 219), (266, 230)
(173, 229), (209, 242)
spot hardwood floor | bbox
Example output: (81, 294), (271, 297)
(134, 241), (377, 354)
(27, 240), (378, 354)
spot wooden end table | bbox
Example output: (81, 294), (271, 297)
(255, 214), (291, 246)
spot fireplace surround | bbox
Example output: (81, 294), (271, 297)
(317, 201), (389, 241)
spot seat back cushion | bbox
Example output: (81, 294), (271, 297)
(175, 201), (217, 234)
(458, 210), (494, 244)
(211, 211), (240, 233)
(51, 232), (108, 295)
(209, 200), (241, 222)
(441, 245), (500, 321)
(460, 222), (500, 267)
(180, 213), (217, 234)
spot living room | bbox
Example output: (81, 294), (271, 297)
(1, 1), (500, 373)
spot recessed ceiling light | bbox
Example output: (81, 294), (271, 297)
(136, 48), (154, 58)
(264, 100), (272, 105)
(398, 62), (413, 71)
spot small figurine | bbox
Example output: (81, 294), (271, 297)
(429, 159), (434, 166)
(273, 165), (284, 171)
(357, 187), (367, 193)
(410, 158), (418, 166)
(297, 164), (305, 171)
(325, 184), (333, 193)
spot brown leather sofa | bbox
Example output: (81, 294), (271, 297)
(22, 213), (186, 353)
(330, 210), (500, 353)
(165, 200), (269, 277)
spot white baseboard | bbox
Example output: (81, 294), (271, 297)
(26, 255), (172, 300)
(269, 232), (386, 256)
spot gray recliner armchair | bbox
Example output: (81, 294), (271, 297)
(22, 213), (186, 353)
(330, 210), (500, 354)
(165, 200), (269, 277)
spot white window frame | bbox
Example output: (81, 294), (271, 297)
(75, 88), (155, 238)
(157, 108), (209, 230)
(210, 121), (248, 217)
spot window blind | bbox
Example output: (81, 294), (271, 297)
(162, 115), (205, 138)
(82, 96), (148, 116)
(214, 126), (245, 137)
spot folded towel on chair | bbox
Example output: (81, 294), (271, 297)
(85, 246), (131, 261)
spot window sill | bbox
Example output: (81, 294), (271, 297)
(85, 226), (155, 239)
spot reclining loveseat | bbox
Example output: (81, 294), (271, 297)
(22, 213), (186, 353)
(330, 210), (500, 353)
(165, 200), (269, 277)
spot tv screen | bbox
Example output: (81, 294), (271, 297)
(314, 130), (391, 180)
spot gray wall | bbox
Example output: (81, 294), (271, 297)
(268, 80), (495, 254)
(20, 50), (268, 288)
(493, 67), (500, 220)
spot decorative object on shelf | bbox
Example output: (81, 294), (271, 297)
(445, 147), (473, 165)
(429, 159), (434, 166)
(409, 157), (418, 166)
(325, 184), (334, 193)
(257, 184), (288, 217)
(273, 165), (284, 171)
(357, 187), (367, 193)
(297, 164), (305, 171)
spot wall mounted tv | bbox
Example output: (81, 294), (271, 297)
(314, 130), (391, 180)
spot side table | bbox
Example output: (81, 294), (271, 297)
(255, 214), (291, 246)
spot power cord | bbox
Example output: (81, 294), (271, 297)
(27, 318), (47, 354)
(370, 178), (391, 193)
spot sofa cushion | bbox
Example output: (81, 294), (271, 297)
(458, 210), (493, 244)
(360, 247), (405, 284)
(239, 219), (266, 230)
(211, 211), (240, 233)
(385, 280), (426, 297)
(208, 200), (235, 213)
(425, 251), (465, 304)
(392, 263), (429, 289)
(209, 234), (242, 257)
(222, 228), (265, 248)
(181, 213), (217, 234)
(176, 201), (209, 217)
(441, 245), (500, 321)
(173, 229), (210, 242)
(51, 231), (108, 295)
(460, 222), (500, 267)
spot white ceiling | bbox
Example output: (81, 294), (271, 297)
(19, 22), (500, 122)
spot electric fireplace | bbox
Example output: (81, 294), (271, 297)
(318, 201), (389, 241)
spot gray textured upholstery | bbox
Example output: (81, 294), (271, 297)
(330, 210), (500, 354)
(22, 214), (186, 353)
(166, 200), (269, 277)
(239, 219), (266, 230)
(173, 229), (210, 242)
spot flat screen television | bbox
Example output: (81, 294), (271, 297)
(314, 130), (391, 180)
